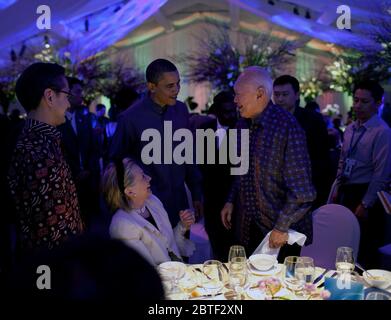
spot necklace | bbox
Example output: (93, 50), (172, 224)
(134, 206), (149, 218)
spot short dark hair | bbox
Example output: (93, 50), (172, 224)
(15, 62), (65, 112)
(353, 80), (384, 102)
(66, 76), (83, 90)
(146, 58), (177, 84)
(273, 75), (300, 93)
(208, 90), (235, 115)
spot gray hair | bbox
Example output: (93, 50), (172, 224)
(238, 66), (273, 100)
(100, 158), (138, 212)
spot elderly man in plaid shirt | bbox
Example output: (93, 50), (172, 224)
(221, 67), (316, 261)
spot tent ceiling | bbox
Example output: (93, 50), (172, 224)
(0, 0), (389, 67)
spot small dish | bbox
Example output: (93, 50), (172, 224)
(247, 261), (282, 276)
(363, 269), (391, 290)
(248, 254), (277, 271)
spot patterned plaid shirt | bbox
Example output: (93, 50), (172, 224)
(7, 119), (84, 254)
(228, 102), (316, 245)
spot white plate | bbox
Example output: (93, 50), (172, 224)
(247, 262), (282, 276)
(248, 254), (277, 271)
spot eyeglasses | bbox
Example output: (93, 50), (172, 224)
(50, 88), (73, 99)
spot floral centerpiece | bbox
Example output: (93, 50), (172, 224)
(175, 26), (300, 95)
(257, 277), (331, 300)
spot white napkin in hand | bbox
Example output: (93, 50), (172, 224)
(251, 229), (307, 258)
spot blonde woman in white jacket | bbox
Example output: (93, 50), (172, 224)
(101, 158), (195, 266)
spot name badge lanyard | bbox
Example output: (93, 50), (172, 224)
(347, 127), (366, 158)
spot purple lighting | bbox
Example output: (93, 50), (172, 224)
(65, 0), (167, 60)
(0, 0), (16, 10)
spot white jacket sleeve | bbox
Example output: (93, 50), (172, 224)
(110, 220), (156, 266)
(173, 222), (196, 257)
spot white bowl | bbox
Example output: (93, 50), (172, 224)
(248, 254), (277, 271)
(363, 269), (391, 289)
(158, 261), (187, 280)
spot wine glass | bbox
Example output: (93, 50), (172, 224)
(283, 256), (303, 293)
(228, 245), (247, 265)
(295, 256), (315, 297)
(335, 247), (354, 273)
(228, 257), (248, 300)
(158, 261), (186, 295)
(178, 268), (200, 299)
(202, 260), (226, 298)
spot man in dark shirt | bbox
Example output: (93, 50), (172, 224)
(109, 59), (203, 226)
(273, 75), (331, 209)
(7, 63), (84, 257)
(197, 91), (237, 261)
(221, 67), (315, 260)
(57, 77), (100, 228)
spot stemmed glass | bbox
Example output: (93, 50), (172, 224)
(202, 260), (227, 298)
(178, 268), (200, 299)
(228, 245), (247, 265)
(228, 257), (248, 300)
(335, 247), (355, 273)
(295, 256), (315, 297)
(283, 256), (303, 293)
(158, 262), (186, 295)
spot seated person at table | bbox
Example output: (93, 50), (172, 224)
(101, 158), (195, 266)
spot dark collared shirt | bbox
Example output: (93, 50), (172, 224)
(228, 102), (316, 245)
(7, 119), (84, 254)
(109, 94), (202, 226)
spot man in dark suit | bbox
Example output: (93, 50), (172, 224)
(109, 59), (203, 226)
(273, 75), (332, 209)
(197, 91), (237, 261)
(57, 77), (100, 228)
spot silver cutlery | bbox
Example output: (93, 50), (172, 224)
(313, 269), (329, 285)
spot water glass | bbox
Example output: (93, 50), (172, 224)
(202, 260), (227, 298)
(229, 257), (248, 300)
(228, 245), (247, 265)
(283, 256), (302, 292)
(335, 247), (355, 272)
(179, 268), (200, 299)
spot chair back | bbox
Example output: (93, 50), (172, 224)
(301, 204), (360, 269)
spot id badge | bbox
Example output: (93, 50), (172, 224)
(342, 158), (357, 178)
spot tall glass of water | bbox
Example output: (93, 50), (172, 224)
(295, 256), (315, 296)
(229, 257), (248, 300)
(335, 247), (354, 272)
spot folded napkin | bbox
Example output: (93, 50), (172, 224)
(252, 229), (307, 257)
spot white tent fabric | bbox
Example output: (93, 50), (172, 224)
(0, 0), (167, 66)
(0, 0), (388, 65)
